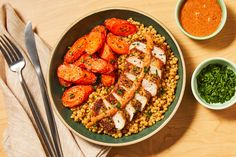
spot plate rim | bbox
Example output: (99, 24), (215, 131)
(47, 6), (186, 147)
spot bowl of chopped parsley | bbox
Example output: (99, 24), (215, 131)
(191, 57), (236, 110)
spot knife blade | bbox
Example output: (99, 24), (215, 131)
(24, 22), (63, 157)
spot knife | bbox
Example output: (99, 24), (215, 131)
(24, 22), (63, 157)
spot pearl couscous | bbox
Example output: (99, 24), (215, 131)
(70, 18), (179, 138)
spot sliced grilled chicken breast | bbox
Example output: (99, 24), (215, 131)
(89, 35), (165, 131)
(130, 41), (166, 64)
(125, 103), (136, 121)
(142, 79), (158, 97)
(112, 111), (126, 130)
(103, 99), (112, 109)
(135, 93), (148, 111)
(110, 41), (166, 129)
(126, 56), (143, 68)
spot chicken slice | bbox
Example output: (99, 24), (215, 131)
(130, 41), (166, 64)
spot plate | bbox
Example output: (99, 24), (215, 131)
(47, 7), (186, 146)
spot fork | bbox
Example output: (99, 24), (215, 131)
(0, 34), (57, 157)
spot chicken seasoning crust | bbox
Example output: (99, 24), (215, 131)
(59, 18), (179, 138)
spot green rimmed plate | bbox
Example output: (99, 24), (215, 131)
(47, 7), (186, 146)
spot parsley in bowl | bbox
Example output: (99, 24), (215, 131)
(191, 57), (236, 110)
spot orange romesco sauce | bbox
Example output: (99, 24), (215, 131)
(180, 0), (222, 37)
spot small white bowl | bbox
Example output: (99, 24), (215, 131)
(191, 57), (236, 110)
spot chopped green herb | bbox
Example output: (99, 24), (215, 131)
(69, 51), (73, 55)
(92, 85), (97, 90)
(155, 69), (158, 77)
(69, 93), (75, 99)
(77, 43), (83, 48)
(197, 64), (236, 103)
(160, 87), (166, 95)
(67, 46), (71, 49)
(105, 87), (109, 92)
(116, 102), (121, 109)
(95, 75), (102, 84)
(146, 110), (152, 118)
(117, 89), (123, 95)
(144, 66), (150, 73)
(62, 87), (65, 92)
(110, 59), (116, 64)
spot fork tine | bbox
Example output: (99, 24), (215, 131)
(3, 34), (23, 60)
(0, 35), (19, 62)
(0, 39), (13, 66)
(0, 36), (17, 63)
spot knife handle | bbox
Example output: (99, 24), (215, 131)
(36, 67), (64, 157)
(24, 22), (63, 157)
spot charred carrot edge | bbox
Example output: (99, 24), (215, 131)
(87, 34), (154, 126)
(58, 78), (72, 87)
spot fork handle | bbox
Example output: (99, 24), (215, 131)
(18, 70), (57, 157)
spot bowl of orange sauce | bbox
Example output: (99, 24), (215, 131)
(175, 0), (227, 40)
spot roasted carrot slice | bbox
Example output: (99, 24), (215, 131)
(64, 36), (87, 63)
(104, 18), (127, 31)
(74, 54), (97, 68)
(106, 33), (130, 54)
(85, 27), (105, 55)
(57, 64), (97, 85)
(98, 43), (117, 66)
(111, 23), (137, 36)
(92, 25), (107, 38)
(58, 78), (72, 87)
(104, 18), (136, 36)
(62, 85), (93, 108)
(101, 73), (116, 87)
(74, 54), (114, 74)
